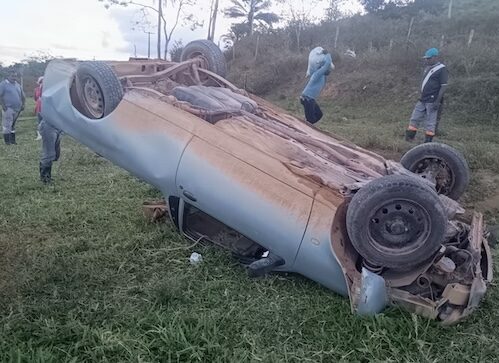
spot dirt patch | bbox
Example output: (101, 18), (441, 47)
(477, 194), (499, 213)
(467, 169), (499, 215)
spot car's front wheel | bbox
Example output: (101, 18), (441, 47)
(346, 175), (447, 270)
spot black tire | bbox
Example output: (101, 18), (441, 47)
(181, 40), (227, 78)
(400, 143), (470, 200)
(75, 61), (123, 119)
(346, 175), (447, 269)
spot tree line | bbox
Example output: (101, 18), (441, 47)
(0, 0), (475, 88)
(95, 0), (453, 60)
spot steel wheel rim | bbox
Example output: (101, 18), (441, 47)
(412, 157), (455, 195)
(367, 198), (432, 257)
(81, 76), (104, 118)
(187, 51), (209, 69)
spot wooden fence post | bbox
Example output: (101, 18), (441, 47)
(406, 17), (415, 44)
(334, 24), (340, 49)
(467, 29), (475, 47)
(254, 35), (260, 60)
(440, 34), (445, 48)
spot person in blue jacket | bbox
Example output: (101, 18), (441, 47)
(300, 48), (333, 124)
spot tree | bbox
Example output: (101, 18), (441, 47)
(360, 0), (386, 13)
(100, 0), (162, 58)
(324, 0), (345, 21)
(169, 39), (184, 62)
(360, 0), (442, 18)
(207, 0), (219, 41)
(0, 52), (56, 96)
(161, 0), (202, 60)
(360, 0), (413, 13)
(99, 0), (199, 60)
(224, 0), (279, 36)
(229, 23), (251, 41)
(130, 8), (156, 58)
(279, 0), (322, 50)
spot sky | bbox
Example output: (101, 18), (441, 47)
(0, 0), (363, 65)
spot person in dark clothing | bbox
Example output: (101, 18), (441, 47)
(301, 47), (333, 124)
(300, 96), (323, 124)
(0, 71), (25, 145)
(39, 120), (62, 184)
(406, 48), (448, 143)
(37, 77), (62, 184)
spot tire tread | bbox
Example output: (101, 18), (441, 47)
(346, 175), (447, 269)
(76, 61), (123, 119)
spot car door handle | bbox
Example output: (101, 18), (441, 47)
(182, 190), (197, 202)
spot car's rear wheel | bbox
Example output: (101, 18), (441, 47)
(181, 40), (227, 78)
(400, 143), (470, 200)
(346, 175), (447, 270)
(74, 61), (123, 119)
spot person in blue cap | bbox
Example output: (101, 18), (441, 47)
(405, 47), (448, 143)
(300, 47), (333, 124)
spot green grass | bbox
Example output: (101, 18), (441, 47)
(0, 110), (498, 362)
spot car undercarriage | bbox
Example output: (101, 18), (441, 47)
(42, 40), (493, 324)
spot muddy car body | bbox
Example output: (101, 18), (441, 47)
(42, 41), (492, 324)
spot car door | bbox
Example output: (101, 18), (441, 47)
(176, 135), (313, 268)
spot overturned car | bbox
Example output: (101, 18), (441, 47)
(42, 40), (493, 324)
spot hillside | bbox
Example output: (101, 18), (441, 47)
(226, 0), (499, 122)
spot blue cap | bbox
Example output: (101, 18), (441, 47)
(423, 48), (439, 59)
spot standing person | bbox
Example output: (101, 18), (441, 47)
(37, 79), (62, 184)
(0, 71), (25, 145)
(300, 47), (334, 124)
(405, 48), (448, 143)
(34, 77), (43, 140)
(39, 120), (62, 184)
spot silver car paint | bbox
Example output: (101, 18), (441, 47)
(42, 59), (390, 316)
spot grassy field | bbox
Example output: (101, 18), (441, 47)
(0, 101), (498, 362)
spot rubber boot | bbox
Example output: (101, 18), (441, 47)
(424, 134), (434, 143)
(405, 129), (416, 141)
(10, 133), (16, 145)
(40, 163), (52, 184)
(3, 133), (10, 145)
